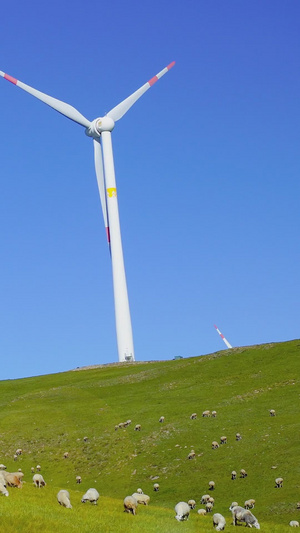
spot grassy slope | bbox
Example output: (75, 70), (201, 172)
(0, 340), (299, 531)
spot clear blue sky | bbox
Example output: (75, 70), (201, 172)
(0, 0), (299, 379)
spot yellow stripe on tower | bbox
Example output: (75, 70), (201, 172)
(107, 187), (117, 198)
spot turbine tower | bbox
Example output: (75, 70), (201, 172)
(0, 62), (175, 362)
(214, 324), (232, 349)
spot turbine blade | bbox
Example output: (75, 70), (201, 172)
(93, 138), (110, 248)
(107, 61), (175, 122)
(214, 324), (232, 349)
(0, 70), (91, 128)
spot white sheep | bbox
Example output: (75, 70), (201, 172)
(15, 448), (22, 456)
(290, 521), (300, 527)
(36, 465), (41, 471)
(159, 416), (165, 423)
(132, 492), (150, 505)
(275, 477), (283, 488)
(212, 441), (219, 449)
(11, 472), (24, 481)
(33, 474), (46, 488)
(124, 495), (138, 515)
(220, 435), (227, 445)
(175, 501), (190, 521)
(76, 476), (82, 484)
(0, 464), (7, 470)
(206, 502), (213, 513)
(209, 481), (215, 490)
(297, 502), (300, 510)
(244, 499), (255, 509)
(231, 471), (237, 480)
(153, 483), (160, 491)
(208, 496), (215, 506)
(81, 488), (100, 505)
(137, 488), (143, 494)
(188, 499), (196, 509)
(201, 494), (210, 504)
(0, 481), (9, 497)
(134, 424), (141, 431)
(190, 413), (197, 420)
(63, 452), (69, 459)
(229, 502), (239, 510)
(240, 469), (247, 478)
(198, 508), (206, 515)
(212, 410), (217, 417)
(230, 505), (260, 529)
(269, 409), (276, 416)
(83, 436), (88, 442)
(236, 433), (242, 441)
(202, 410), (211, 417)
(213, 513), (226, 530)
(31, 467), (35, 473)
(57, 490), (72, 509)
(188, 450), (196, 460)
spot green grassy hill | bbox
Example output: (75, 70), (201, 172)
(0, 340), (299, 532)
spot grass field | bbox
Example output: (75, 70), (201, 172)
(0, 340), (299, 531)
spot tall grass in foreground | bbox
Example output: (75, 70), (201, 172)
(0, 340), (299, 531)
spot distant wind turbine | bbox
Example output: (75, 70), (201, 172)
(214, 324), (232, 349)
(0, 62), (175, 363)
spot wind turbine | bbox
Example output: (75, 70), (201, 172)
(214, 324), (232, 349)
(0, 62), (175, 363)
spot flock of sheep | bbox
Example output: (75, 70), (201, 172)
(0, 407), (298, 529)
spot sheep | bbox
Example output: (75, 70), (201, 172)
(81, 488), (100, 505)
(297, 502), (300, 509)
(244, 499), (255, 509)
(0, 481), (8, 497)
(206, 502), (213, 513)
(188, 499), (196, 509)
(269, 409), (276, 416)
(76, 476), (82, 484)
(137, 488), (143, 494)
(230, 505), (260, 529)
(201, 494), (210, 504)
(290, 521), (300, 527)
(208, 497), (215, 506)
(209, 481), (215, 491)
(188, 450), (196, 460)
(275, 477), (283, 488)
(13, 454), (18, 461)
(236, 433), (242, 441)
(15, 448), (22, 456)
(230, 502), (239, 510)
(212, 441), (219, 449)
(118, 422), (125, 429)
(134, 424), (141, 431)
(115, 425), (119, 431)
(159, 416), (165, 423)
(190, 413), (197, 420)
(0, 464), (7, 470)
(198, 508), (207, 516)
(220, 436), (227, 445)
(5, 473), (22, 488)
(212, 410), (217, 417)
(231, 471), (237, 480)
(83, 436), (88, 442)
(63, 452), (69, 459)
(124, 495), (138, 515)
(36, 465), (41, 471)
(31, 467), (35, 473)
(132, 492), (150, 505)
(33, 474), (46, 488)
(126, 419), (132, 426)
(175, 501), (190, 521)
(57, 489), (72, 509)
(213, 513), (226, 531)
(153, 483), (160, 491)
(202, 410), (211, 417)
(240, 469), (247, 478)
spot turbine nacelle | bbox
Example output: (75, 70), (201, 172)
(86, 116), (115, 138)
